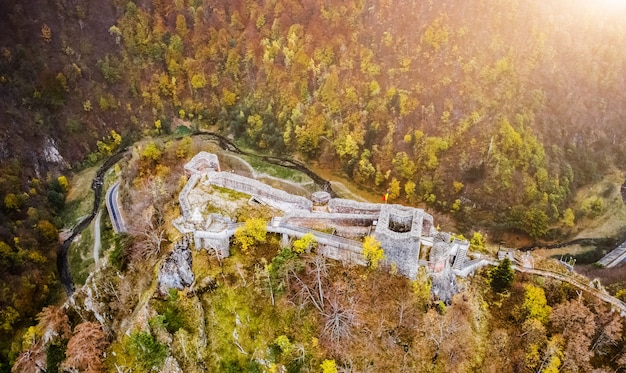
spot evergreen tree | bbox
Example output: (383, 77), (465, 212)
(489, 258), (514, 293)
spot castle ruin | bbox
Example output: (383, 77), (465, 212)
(174, 152), (473, 280)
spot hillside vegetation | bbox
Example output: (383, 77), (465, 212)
(2, 0), (626, 370)
(13, 146), (626, 372)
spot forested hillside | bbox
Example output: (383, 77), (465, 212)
(3, 0), (625, 236)
(89, 0), (626, 238)
(2, 0), (626, 370)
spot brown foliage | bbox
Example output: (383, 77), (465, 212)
(550, 300), (596, 372)
(12, 345), (45, 373)
(36, 305), (71, 344)
(62, 322), (109, 373)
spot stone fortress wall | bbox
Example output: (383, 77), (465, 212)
(179, 173), (200, 220)
(208, 172), (313, 211)
(176, 152), (472, 279)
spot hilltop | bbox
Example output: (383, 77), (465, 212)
(13, 139), (626, 372)
(2, 0), (626, 370)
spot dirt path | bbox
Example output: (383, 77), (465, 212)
(58, 149), (128, 295)
(512, 264), (626, 315)
(329, 181), (370, 202)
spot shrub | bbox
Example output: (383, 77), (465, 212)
(128, 331), (167, 371)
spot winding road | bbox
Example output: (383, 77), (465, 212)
(58, 149), (127, 295)
(93, 211), (101, 265)
(105, 182), (127, 233)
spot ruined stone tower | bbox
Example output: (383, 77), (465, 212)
(373, 204), (426, 279)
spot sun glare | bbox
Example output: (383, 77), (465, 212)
(597, 0), (626, 9)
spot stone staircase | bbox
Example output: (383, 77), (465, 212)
(452, 244), (469, 270)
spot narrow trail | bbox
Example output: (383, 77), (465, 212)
(93, 210), (101, 266)
(328, 181), (370, 202)
(512, 264), (626, 315)
(196, 131), (336, 195)
(58, 149), (127, 295)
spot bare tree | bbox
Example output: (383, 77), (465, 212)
(592, 307), (623, 355)
(12, 345), (45, 373)
(132, 206), (168, 261)
(323, 295), (358, 344)
(254, 260), (274, 306)
(310, 254), (329, 310)
(550, 299), (596, 372)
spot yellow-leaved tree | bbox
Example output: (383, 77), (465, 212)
(320, 359), (338, 373)
(292, 233), (316, 254)
(234, 218), (267, 251)
(520, 284), (552, 325)
(363, 236), (385, 269)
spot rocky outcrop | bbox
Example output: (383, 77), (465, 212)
(158, 238), (194, 295)
(430, 270), (458, 305)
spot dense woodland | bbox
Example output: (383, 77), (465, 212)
(2, 0), (626, 371)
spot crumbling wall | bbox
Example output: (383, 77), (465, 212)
(328, 199), (382, 215)
(269, 225), (367, 266)
(374, 205), (425, 279)
(175, 152), (480, 282)
(184, 151), (220, 175)
(209, 172), (313, 211)
(179, 173), (201, 220)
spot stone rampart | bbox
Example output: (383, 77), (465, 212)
(179, 173), (201, 220)
(374, 205), (425, 279)
(280, 211), (377, 239)
(185, 151), (220, 175)
(328, 199), (382, 215)
(208, 172), (313, 211)
(269, 225), (366, 266)
(176, 152), (485, 281)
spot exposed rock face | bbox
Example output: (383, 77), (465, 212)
(158, 238), (194, 295)
(430, 270), (458, 304)
(161, 356), (183, 373)
(43, 138), (67, 165)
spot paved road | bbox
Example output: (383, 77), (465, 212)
(105, 182), (127, 233)
(93, 211), (101, 265)
(597, 240), (626, 268)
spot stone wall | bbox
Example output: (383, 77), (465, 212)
(269, 225), (367, 266)
(179, 173), (201, 220)
(184, 151), (220, 175)
(374, 205), (425, 279)
(328, 198), (382, 215)
(208, 172), (313, 211)
(175, 152), (479, 280)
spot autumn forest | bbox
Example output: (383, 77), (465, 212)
(2, 0), (626, 371)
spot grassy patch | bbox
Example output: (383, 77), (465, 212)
(550, 246), (605, 264)
(59, 197), (94, 230)
(212, 184), (251, 201)
(241, 155), (311, 183)
(99, 209), (115, 258)
(571, 170), (626, 239)
(60, 165), (99, 228)
(68, 225), (95, 285)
